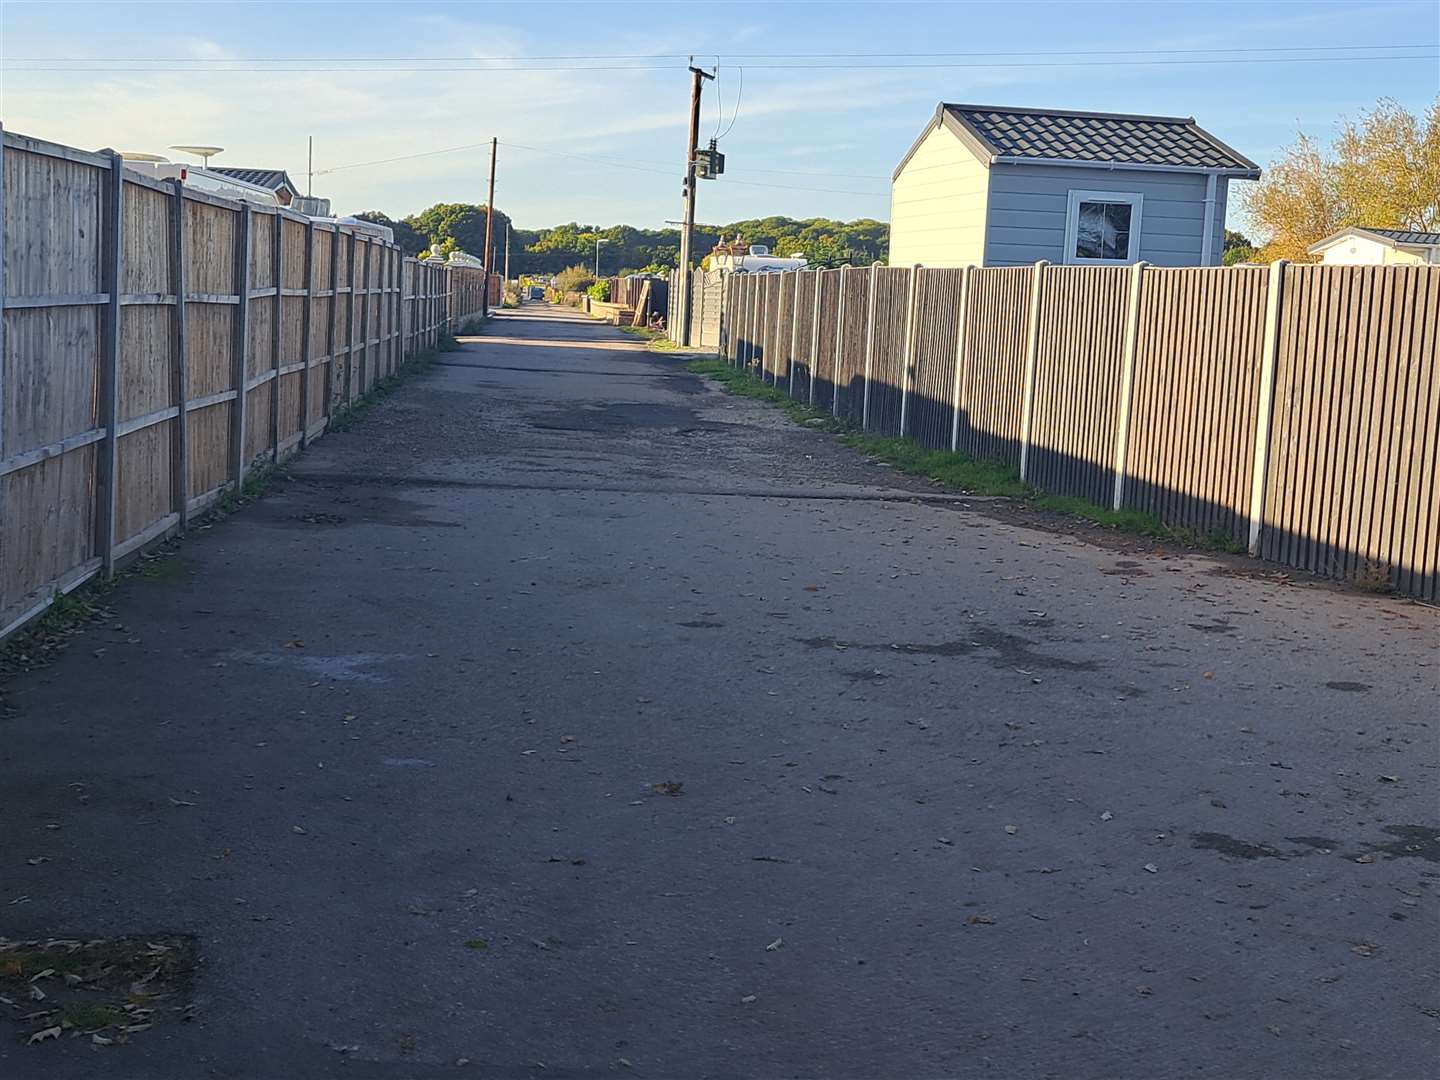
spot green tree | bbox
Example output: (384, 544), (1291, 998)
(352, 211), (428, 256)
(1222, 228), (1257, 266)
(405, 203), (511, 261)
(1242, 97), (1439, 262)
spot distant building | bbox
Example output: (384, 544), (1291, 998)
(707, 235), (807, 273)
(889, 103), (1260, 268)
(210, 167), (301, 207)
(1307, 227), (1440, 266)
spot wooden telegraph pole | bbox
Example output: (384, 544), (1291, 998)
(676, 64), (714, 346)
(482, 137), (497, 317)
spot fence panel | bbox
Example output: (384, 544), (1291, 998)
(789, 271), (817, 400)
(865, 266), (910, 435)
(1, 129), (457, 641)
(811, 270), (841, 407)
(1122, 267), (1268, 543)
(1263, 264), (1438, 599)
(956, 267), (1030, 462)
(908, 267), (965, 450)
(1027, 264), (1130, 504)
(835, 268), (871, 422)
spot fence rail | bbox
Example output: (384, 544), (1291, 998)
(670, 261), (1438, 601)
(1, 128), (489, 640)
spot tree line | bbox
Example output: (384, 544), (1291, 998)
(351, 207), (889, 276)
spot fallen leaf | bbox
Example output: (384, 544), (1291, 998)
(1379, 775), (1400, 783)
(740, 994), (757, 1004)
(1136, 985), (1153, 996)
(25, 857), (48, 866)
(651, 781), (684, 797)
(292, 825), (307, 835)
(1143, 863), (1159, 873)
(1100, 811), (1113, 821)
(27, 1025), (61, 1044)
(765, 937), (784, 952)
(1004, 825), (1018, 835)
(464, 939), (488, 950)
(283, 639), (305, 649)
(967, 915), (995, 925)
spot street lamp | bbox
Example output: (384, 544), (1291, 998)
(595, 237), (608, 277)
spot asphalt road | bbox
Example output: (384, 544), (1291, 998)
(2, 304), (1436, 1080)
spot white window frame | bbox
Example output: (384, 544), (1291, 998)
(1063, 189), (1144, 265)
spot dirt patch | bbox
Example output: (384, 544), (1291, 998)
(0, 934), (197, 1047)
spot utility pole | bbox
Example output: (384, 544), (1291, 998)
(307, 135), (313, 196)
(482, 136), (497, 318)
(676, 63), (714, 346)
(503, 223), (511, 286)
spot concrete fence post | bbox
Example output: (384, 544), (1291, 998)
(1017, 260), (1049, 482)
(808, 269), (823, 407)
(1111, 261), (1148, 509)
(1248, 259), (1288, 556)
(949, 264), (974, 453)
(898, 264), (919, 437)
(862, 262), (880, 430)
(833, 266), (848, 417)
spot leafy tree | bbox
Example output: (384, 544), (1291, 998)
(553, 264), (595, 294)
(352, 211), (427, 256)
(1242, 97), (1439, 262)
(404, 203), (511, 262)
(1222, 228), (1257, 266)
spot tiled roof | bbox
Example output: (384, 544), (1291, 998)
(210, 167), (298, 192)
(943, 104), (1260, 175)
(1365, 227), (1440, 246)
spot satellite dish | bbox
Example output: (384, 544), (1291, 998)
(120, 151), (169, 163)
(170, 144), (225, 166)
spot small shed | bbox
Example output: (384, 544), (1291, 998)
(889, 103), (1260, 268)
(1307, 227), (1440, 266)
(210, 167), (301, 207)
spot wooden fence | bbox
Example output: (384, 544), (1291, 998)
(674, 261), (1438, 601)
(0, 128), (489, 640)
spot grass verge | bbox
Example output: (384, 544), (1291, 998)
(686, 358), (1246, 554)
(619, 325), (680, 350)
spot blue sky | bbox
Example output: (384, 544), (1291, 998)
(2, 0), (1436, 234)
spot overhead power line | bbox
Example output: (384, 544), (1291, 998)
(4, 42), (1428, 62)
(7, 48), (1435, 73)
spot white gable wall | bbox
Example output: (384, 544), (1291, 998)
(888, 125), (989, 267)
(1317, 235), (1432, 266)
(983, 163), (1216, 267)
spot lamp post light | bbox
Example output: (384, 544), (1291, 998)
(595, 237), (608, 277)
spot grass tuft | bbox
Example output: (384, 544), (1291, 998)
(686, 358), (1247, 553)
